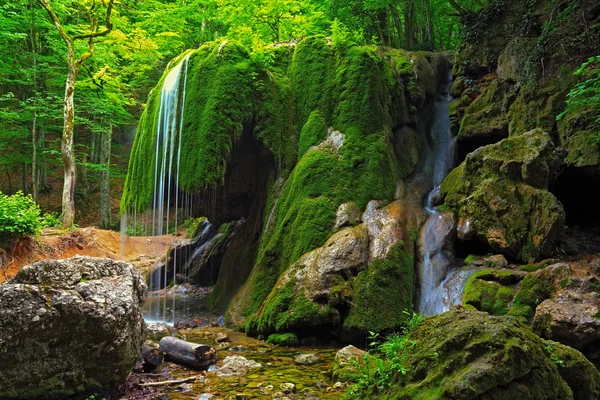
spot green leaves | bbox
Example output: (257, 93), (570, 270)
(0, 191), (43, 245)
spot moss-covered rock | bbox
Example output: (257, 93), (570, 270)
(225, 41), (447, 333)
(122, 36), (449, 337)
(332, 345), (366, 383)
(266, 333), (299, 347)
(356, 308), (600, 399)
(440, 129), (565, 262)
(463, 269), (523, 316)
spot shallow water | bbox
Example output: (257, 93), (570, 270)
(143, 293), (210, 325)
(138, 327), (346, 399)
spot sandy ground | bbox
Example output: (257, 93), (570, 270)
(0, 227), (176, 283)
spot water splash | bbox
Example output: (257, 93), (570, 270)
(416, 71), (475, 316)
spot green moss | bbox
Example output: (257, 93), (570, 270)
(343, 242), (413, 333)
(347, 309), (585, 399)
(266, 332), (299, 346)
(519, 258), (556, 272)
(298, 110), (328, 159)
(463, 270), (516, 316)
(508, 274), (554, 322)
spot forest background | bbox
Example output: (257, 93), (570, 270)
(0, 0), (492, 228)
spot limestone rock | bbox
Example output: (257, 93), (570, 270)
(376, 308), (600, 400)
(0, 256), (146, 399)
(332, 345), (366, 382)
(302, 225), (369, 301)
(216, 355), (262, 377)
(146, 322), (178, 341)
(534, 300), (600, 351)
(333, 202), (362, 230)
(363, 200), (415, 260)
(441, 130), (565, 262)
(294, 353), (320, 365)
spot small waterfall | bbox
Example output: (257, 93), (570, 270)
(416, 71), (475, 316)
(144, 221), (217, 325)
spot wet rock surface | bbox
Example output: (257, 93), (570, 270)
(0, 256), (146, 399)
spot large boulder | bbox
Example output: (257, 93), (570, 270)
(0, 256), (147, 399)
(360, 308), (600, 399)
(440, 129), (565, 262)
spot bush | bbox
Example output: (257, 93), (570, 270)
(0, 191), (42, 246)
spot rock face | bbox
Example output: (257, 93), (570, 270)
(441, 129), (565, 262)
(450, 0), (600, 227)
(0, 256), (146, 399)
(363, 308), (600, 400)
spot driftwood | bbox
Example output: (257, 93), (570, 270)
(159, 336), (217, 370)
(138, 375), (200, 387)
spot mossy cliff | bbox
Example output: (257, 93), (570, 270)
(122, 37), (450, 338)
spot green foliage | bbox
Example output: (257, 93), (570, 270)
(0, 191), (42, 246)
(41, 212), (61, 228)
(345, 311), (422, 399)
(557, 55), (600, 142)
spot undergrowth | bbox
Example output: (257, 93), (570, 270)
(345, 311), (422, 399)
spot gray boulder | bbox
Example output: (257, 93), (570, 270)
(0, 256), (147, 399)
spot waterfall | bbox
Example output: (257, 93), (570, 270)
(416, 71), (475, 316)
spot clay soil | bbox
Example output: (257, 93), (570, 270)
(0, 227), (175, 283)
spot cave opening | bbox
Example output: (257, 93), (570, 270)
(553, 167), (600, 227)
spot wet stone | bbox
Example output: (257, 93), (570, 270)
(294, 353), (320, 365)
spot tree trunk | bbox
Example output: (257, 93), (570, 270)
(159, 337), (216, 370)
(61, 56), (77, 228)
(20, 163), (29, 193)
(32, 109), (38, 202)
(99, 123), (112, 229)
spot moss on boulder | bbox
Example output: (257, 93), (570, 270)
(360, 308), (600, 399)
(440, 129), (565, 262)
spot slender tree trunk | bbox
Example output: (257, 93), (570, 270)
(21, 163), (29, 193)
(31, 108), (38, 202)
(39, 128), (48, 191)
(36, 0), (114, 228)
(99, 123), (112, 229)
(61, 55), (78, 227)
(29, 0), (39, 203)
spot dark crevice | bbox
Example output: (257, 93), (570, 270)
(553, 166), (600, 227)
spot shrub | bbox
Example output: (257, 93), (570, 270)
(0, 191), (42, 246)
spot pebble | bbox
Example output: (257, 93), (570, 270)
(280, 383), (296, 394)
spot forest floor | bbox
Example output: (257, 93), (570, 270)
(0, 227), (174, 283)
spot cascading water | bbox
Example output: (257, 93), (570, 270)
(416, 71), (475, 316)
(120, 52), (204, 324)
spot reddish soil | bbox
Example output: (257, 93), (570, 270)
(0, 227), (175, 283)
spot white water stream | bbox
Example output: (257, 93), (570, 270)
(416, 72), (476, 316)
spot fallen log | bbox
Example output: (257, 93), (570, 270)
(135, 344), (165, 372)
(159, 336), (217, 370)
